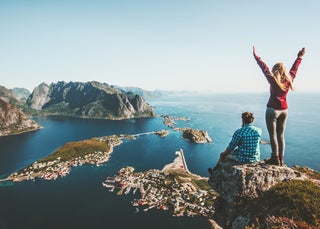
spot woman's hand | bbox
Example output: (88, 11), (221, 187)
(253, 46), (257, 57)
(298, 47), (305, 58)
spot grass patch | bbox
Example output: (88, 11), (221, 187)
(247, 179), (320, 228)
(38, 138), (110, 163)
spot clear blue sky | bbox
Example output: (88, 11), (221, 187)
(1, 0), (319, 92)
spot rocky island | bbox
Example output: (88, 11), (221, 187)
(160, 115), (212, 143)
(175, 127), (213, 143)
(161, 114), (190, 128)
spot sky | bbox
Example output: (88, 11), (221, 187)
(0, 0), (320, 92)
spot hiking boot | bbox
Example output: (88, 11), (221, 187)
(265, 156), (280, 166)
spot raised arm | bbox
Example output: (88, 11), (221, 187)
(290, 48), (305, 79)
(253, 46), (272, 80)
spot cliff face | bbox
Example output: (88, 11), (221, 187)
(26, 83), (50, 110)
(26, 81), (155, 119)
(0, 98), (40, 136)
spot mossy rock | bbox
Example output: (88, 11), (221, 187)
(247, 179), (320, 228)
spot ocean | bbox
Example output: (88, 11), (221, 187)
(0, 92), (319, 229)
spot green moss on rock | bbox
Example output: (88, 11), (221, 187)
(247, 179), (320, 228)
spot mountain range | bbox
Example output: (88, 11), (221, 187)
(26, 81), (155, 119)
(0, 81), (158, 136)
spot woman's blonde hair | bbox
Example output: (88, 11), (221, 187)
(271, 63), (293, 91)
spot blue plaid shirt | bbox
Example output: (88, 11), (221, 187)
(227, 124), (262, 163)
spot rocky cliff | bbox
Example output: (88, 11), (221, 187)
(0, 85), (21, 106)
(0, 98), (40, 136)
(26, 81), (155, 119)
(208, 160), (320, 228)
(26, 83), (50, 110)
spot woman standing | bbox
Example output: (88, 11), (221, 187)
(253, 46), (305, 166)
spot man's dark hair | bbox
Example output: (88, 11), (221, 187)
(242, 112), (254, 124)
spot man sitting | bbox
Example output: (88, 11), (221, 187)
(208, 112), (262, 174)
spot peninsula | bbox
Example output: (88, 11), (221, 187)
(102, 149), (217, 218)
(3, 130), (169, 182)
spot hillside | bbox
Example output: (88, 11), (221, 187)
(0, 98), (40, 136)
(0, 85), (21, 106)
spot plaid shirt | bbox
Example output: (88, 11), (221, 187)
(227, 124), (262, 163)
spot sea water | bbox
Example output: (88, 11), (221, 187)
(0, 93), (319, 229)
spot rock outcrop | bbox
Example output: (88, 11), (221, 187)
(178, 128), (212, 143)
(208, 160), (307, 203)
(208, 160), (320, 228)
(26, 81), (155, 119)
(0, 98), (40, 136)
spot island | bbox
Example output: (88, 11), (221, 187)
(175, 128), (213, 143)
(102, 149), (217, 218)
(161, 114), (190, 128)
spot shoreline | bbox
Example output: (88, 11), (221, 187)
(162, 149), (190, 173)
(0, 126), (41, 137)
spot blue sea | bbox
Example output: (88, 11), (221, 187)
(0, 93), (319, 229)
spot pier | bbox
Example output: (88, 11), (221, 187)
(176, 149), (190, 173)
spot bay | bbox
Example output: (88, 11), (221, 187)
(0, 92), (319, 229)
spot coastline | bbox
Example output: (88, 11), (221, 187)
(162, 149), (190, 174)
(0, 126), (41, 137)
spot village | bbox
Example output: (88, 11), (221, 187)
(7, 150), (111, 182)
(102, 150), (217, 219)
